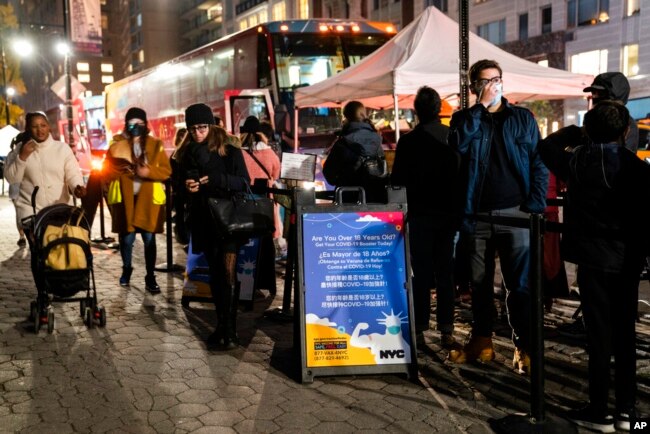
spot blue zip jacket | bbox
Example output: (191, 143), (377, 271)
(449, 99), (548, 232)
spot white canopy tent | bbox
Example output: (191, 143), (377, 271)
(295, 6), (592, 111)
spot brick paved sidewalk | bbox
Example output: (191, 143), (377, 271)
(0, 196), (648, 433)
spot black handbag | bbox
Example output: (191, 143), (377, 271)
(207, 187), (275, 239)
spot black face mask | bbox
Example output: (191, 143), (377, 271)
(127, 123), (145, 137)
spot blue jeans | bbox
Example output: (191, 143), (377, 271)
(119, 231), (156, 275)
(464, 206), (530, 350)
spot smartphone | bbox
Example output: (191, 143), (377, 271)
(17, 131), (32, 146)
(186, 169), (200, 182)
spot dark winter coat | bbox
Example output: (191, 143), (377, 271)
(539, 125), (650, 272)
(391, 120), (462, 229)
(178, 141), (250, 253)
(322, 121), (386, 202)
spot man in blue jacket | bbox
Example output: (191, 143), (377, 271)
(448, 59), (548, 374)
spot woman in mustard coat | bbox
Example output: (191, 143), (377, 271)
(105, 107), (172, 293)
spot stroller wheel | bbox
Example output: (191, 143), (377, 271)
(47, 310), (54, 334)
(98, 307), (106, 327)
(29, 301), (37, 321)
(85, 307), (94, 329)
(80, 299), (86, 317)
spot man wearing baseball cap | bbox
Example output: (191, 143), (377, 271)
(584, 72), (638, 152)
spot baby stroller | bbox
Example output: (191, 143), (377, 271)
(23, 188), (105, 333)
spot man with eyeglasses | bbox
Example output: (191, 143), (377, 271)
(448, 59), (548, 375)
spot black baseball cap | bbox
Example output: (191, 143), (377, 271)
(583, 72), (630, 102)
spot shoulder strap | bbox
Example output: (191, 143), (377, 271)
(246, 149), (272, 180)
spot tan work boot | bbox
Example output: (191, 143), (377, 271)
(513, 347), (531, 375)
(448, 335), (495, 364)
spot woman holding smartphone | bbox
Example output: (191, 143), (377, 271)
(5, 111), (86, 231)
(174, 103), (250, 349)
(105, 107), (172, 294)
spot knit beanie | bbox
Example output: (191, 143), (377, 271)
(240, 116), (261, 133)
(185, 103), (216, 127)
(125, 107), (147, 123)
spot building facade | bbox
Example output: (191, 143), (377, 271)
(367, 0), (649, 125)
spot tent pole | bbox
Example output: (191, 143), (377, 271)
(459, 0), (470, 109)
(294, 107), (299, 153)
(393, 94), (400, 143)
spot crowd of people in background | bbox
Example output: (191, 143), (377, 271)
(3, 58), (648, 433)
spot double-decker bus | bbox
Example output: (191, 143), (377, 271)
(104, 19), (396, 152)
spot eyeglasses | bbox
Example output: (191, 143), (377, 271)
(474, 76), (502, 88)
(188, 124), (209, 133)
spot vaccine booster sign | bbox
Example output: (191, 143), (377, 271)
(297, 188), (417, 382)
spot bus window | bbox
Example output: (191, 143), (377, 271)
(298, 107), (341, 135)
(231, 96), (271, 136)
(273, 34), (344, 90)
(258, 33), (272, 88)
(342, 34), (392, 66)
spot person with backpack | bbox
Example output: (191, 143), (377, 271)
(322, 101), (387, 203)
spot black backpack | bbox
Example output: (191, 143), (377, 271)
(323, 136), (387, 186)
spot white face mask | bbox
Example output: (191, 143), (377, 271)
(489, 83), (503, 107)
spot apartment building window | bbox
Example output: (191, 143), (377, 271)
(626, 0), (640, 16)
(101, 63), (113, 73)
(101, 75), (114, 84)
(139, 50), (145, 64)
(373, 0), (379, 10)
(298, 0), (309, 18)
(519, 13), (528, 40)
(477, 19), (505, 44)
(570, 49), (608, 76)
(239, 20), (247, 30)
(137, 13), (142, 26)
(101, 14), (108, 30)
(567, 0), (609, 27)
(77, 62), (90, 72)
(541, 6), (552, 33)
(425, 0), (448, 12)
(78, 74), (91, 83)
(273, 1), (286, 20)
(207, 4), (223, 20)
(623, 44), (639, 76)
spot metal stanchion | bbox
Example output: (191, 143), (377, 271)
(265, 187), (297, 322)
(155, 178), (184, 273)
(89, 172), (117, 247)
(493, 213), (575, 433)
